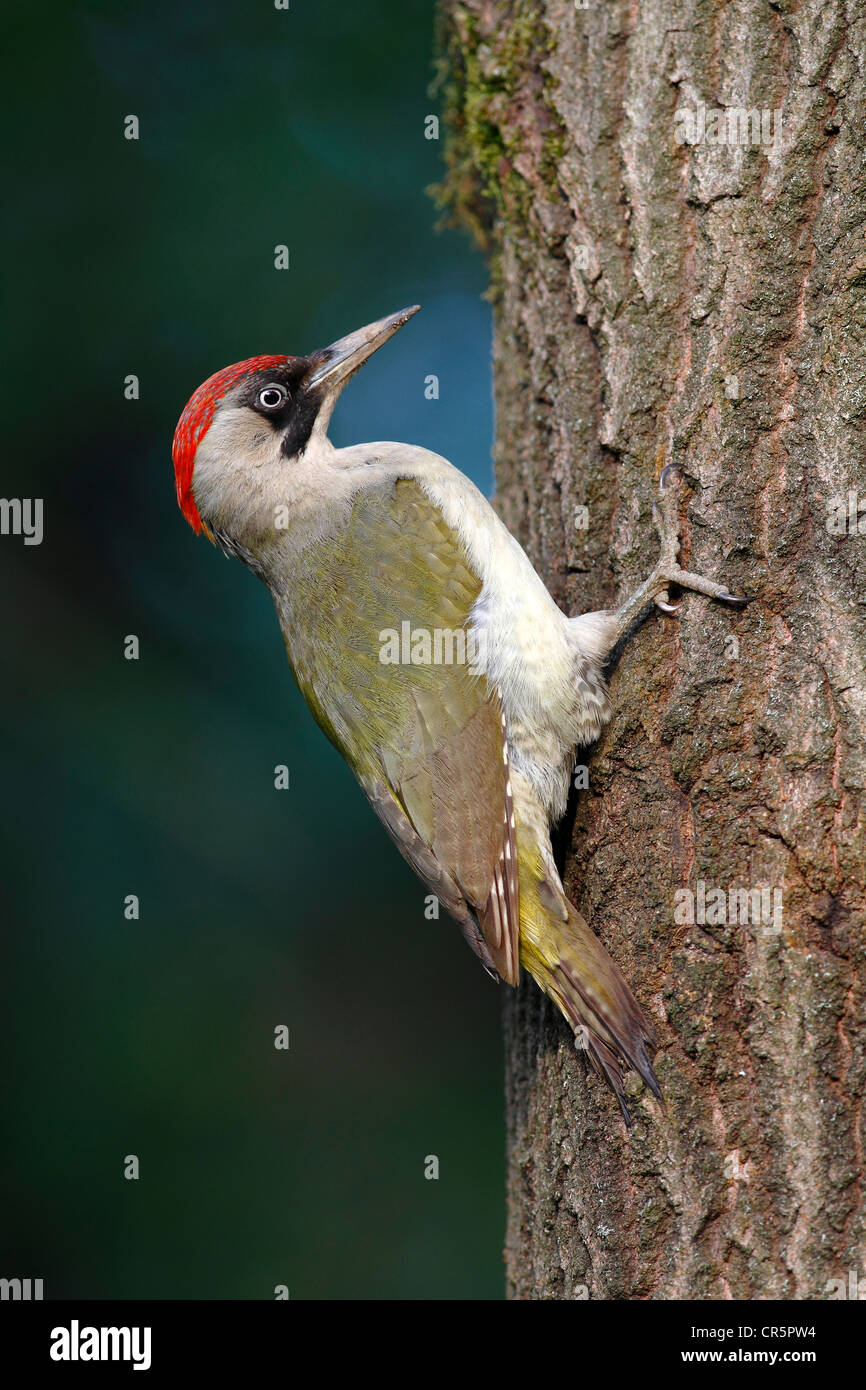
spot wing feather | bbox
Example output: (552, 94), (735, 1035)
(278, 477), (520, 983)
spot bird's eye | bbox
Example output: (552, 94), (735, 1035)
(257, 384), (287, 409)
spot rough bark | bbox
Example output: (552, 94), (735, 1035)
(436, 0), (866, 1299)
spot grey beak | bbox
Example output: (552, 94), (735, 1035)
(306, 305), (420, 392)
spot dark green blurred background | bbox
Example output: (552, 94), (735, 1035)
(1, 1), (504, 1298)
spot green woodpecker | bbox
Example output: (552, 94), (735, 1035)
(172, 305), (746, 1124)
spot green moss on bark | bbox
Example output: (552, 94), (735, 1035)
(431, 0), (566, 260)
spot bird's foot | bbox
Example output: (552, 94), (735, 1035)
(608, 466), (749, 647)
(648, 464), (748, 615)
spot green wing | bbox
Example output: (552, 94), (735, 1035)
(279, 477), (519, 983)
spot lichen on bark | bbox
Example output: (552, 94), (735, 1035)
(437, 0), (866, 1300)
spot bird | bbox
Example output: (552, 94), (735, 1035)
(172, 305), (747, 1124)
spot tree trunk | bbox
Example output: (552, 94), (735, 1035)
(436, 0), (866, 1300)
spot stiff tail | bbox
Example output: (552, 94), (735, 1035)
(520, 878), (662, 1126)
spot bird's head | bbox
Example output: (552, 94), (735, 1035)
(172, 305), (420, 542)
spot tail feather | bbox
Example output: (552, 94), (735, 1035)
(522, 895), (662, 1125)
(512, 782), (662, 1125)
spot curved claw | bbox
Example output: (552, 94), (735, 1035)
(721, 592), (750, 607)
(659, 464), (683, 494)
(654, 594), (682, 614)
